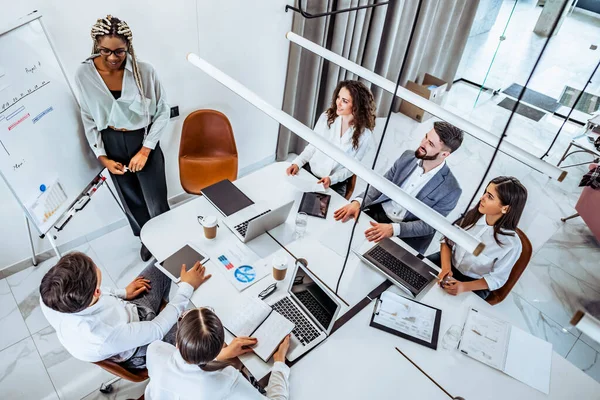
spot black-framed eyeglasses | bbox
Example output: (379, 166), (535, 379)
(258, 283), (277, 300)
(98, 48), (127, 57)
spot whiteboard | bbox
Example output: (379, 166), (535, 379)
(0, 13), (102, 235)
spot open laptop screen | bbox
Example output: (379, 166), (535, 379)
(290, 264), (338, 332)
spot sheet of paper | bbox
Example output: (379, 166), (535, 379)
(458, 308), (511, 371)
(208, 241), (269, 291)
(504, 326), (552, 394)
(221, 295), (272, 337)
(252, 311), (295, 362)
(284, 174), (327, 193)
(28, 180), (67, 225)
(374, 291), (437, 343)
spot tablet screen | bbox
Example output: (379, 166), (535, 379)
(159, 245), (207, 280)
(298, 192), (331, 219)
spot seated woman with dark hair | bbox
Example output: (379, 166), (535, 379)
(145, 307), (291, 399)
(428, 176), (528, 300)
(286, 80), (376, 197)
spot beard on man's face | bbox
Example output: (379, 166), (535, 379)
(414, 146), (439, 161)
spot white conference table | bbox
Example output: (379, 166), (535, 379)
(142, 162), (600, 399)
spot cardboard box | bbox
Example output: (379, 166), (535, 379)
(399, 73), (448, 122)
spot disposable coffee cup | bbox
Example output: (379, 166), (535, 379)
(199, 216), (218, 239)
(272, 256), (288, 281)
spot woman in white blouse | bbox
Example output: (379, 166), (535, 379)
(74, 15), (170, 261)
(145, 307), (291, 400)
(429, 176), (528, 299)
(286, 80), (376, 196)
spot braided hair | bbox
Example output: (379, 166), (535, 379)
(90, 15), (149, 133)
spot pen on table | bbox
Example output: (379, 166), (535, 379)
(428, 271), (440, 281)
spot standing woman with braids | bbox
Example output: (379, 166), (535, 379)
(145, 308), (292, 399)
(74, 15), (170, 261)
(285, 80), (376, 197)
(428, 176), (528, 300)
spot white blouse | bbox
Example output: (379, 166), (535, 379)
(145, 341), (290, 400)
(73, 54), (170, 158)
(292, 113), (374, 184)
(451, 216), (522, 291)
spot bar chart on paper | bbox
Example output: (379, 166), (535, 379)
(29, 181), (68, 225)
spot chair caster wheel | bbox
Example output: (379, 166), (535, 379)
(99, 383), (114, 394)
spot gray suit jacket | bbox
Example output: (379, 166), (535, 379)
(357, 150), (462, 253)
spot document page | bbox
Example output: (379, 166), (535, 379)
(374, 291), (437, 342)
(458, 308), (511, 371)
(252, 311), (295, 362)
(222, 296), (272, 337)
(284, 175), (326, 193)
(504, 326), (552, 394)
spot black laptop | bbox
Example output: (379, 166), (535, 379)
(356, 238), (437, 297)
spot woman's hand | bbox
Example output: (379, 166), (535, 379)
(286, 164), (299, 176)
(129, 147), (151, 172)
(442, 280), (465, 296)
(273, 335), (291, 363)
(99, 156), (125, 175)
(216, 337), (257, 361)
(317, 176), (331, 189)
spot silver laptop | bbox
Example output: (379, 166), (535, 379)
(266, 260), (342, 362)
(354, 238), (437, 297)
(224, 201), (294, 243)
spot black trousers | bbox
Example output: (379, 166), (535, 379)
(101, 127), (170, 236)
(303, 163), (348, 197)
(119, 265), (176, 369)
(426, 252), (490, 300)
(363, 202), (432, 255)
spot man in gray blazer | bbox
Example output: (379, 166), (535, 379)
(334, 121), (463, 254)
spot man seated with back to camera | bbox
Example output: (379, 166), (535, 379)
(39, 252), (211, 369)
(334, 121), (464, 254)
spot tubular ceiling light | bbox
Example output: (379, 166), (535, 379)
(187, 53), (485, 256)
(286, 32), (567, 182)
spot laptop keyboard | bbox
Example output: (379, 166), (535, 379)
(272, 297), (320, 346)
(294, 290), (331, 330)
(367, 246), (429, 290)
(234, 210), (270, 237)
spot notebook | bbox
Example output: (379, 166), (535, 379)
(155, 244), (209, 283)
(458, 308), (552, 394)
(221, 296), (294, 362)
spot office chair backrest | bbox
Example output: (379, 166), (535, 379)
(93, 359), (149, 382)
(179, 109), (238, 194)
(486, 228), (532, 305)
(344, 174), (357, 200)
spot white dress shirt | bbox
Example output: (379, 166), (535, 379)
(145, 341), (290, 400)
(73, 54), (170, 158)
(292, 113), (373, 184)
(451, 217), (522, 291)
(355, 160), (446, 236)
(40, 283), (193, 363)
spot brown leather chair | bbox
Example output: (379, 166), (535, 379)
(179, 110), (238, 194)
(344, 174), (357, 200)
(486, 228), (532, 305)
(93, 359), (149, 383)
